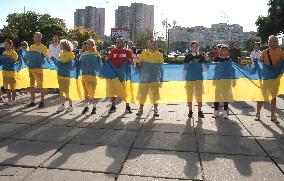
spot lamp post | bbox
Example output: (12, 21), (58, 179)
(162, 19), (177, 61)
(275, 0), (282, 35)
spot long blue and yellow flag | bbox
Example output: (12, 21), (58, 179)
(0, 51), (284, 103)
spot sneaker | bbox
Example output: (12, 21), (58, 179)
(27, 102), (36, 107)
(198, 110), (205, 118)
(212, 110), (219, 118)
(271, 114), (279, 124)
(223, 110), (228, 119)
(57, 105), (65, 112)
(136, 109), (143, 116)
(91, 107), (96, 114)
(66, 106), (73, 113)
(254, 112), (260, 121)
(38, 102), (44, 108)
(188, 110), (193, 118)
(108, 105), (116, 113)
(81, 107), (89, 114)
(125, 106), (133, 114)
(153, 109), (159, 117)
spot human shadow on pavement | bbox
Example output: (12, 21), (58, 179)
(0, 103), (283, 179)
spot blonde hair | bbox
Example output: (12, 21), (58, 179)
(86, 38), (97, 51)
(60, 39), (73, 51)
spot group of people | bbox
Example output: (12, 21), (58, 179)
(0, 32), (284, 123)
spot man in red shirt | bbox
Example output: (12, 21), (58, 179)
(107, 37), (133, 113)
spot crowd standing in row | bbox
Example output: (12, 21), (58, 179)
(0, 32), (284, 123)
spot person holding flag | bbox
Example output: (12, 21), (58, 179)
(55, 39), (75, 113)
(107, 37), (133, 114)
(27, 32), (48, 108)
(135, 39), (164, 117)
(255, 35), (284, 123)
(1, 39), (18, 105)
(80, 39), (101, 115)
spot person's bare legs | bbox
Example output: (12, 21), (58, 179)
(40, 88), (45, 102)
(256, 101), (263, 114)
(6, 90), (11, 101)
(271, 98), (276, 116)
(12, 90), (16, 100)
(111, 97), (116, 106)
(30, 87), (35, 102)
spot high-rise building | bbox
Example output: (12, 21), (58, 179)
(115, 6), (130, 29)
(74, 6), (105, 37)
(114, 3), (154, 40)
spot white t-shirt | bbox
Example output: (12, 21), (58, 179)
(250, 50), (261, 66)
(48, 43), (61, 59)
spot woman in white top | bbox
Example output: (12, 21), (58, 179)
(250, 42), (261, 66)
(48, 35), (61, 60)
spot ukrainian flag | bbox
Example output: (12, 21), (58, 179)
(24, 51), (58, 88)
(51, 58), (82, 100)
(1, 52), (284, 104)
(126, 60), (284, 104)
(78, 54), (130, 100)
(0, 53), (29, 89)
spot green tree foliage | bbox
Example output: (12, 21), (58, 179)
(171, 41), (188, 53)
(0, 12), (67, 47)
(134, 29), (167, 53)
(66, 27), (102, 49)
(256, 0), (284, 43)
(242, 37), (261, 52)
(134, 29), (154, 49)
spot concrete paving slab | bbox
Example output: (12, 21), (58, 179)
(134, 132), (197, 152)
(11, 124), (82, 143)
(229, 101), (256, 116)
(237, 112), (284, 126)
(121, 149), (201, 180)
(142, 117), (193, 133)
(195, 118), (251, 136)
(257, 138), (284, 157)
(71, 128), (138, 147)
(0, 123), (30, 138)
(197, 135), (266, 156)
(117, 175), (183, 181)
(43, 144), (129, 173)
(0, 102), (59, 125)
(25, 168), (115, 181)
(201, 153), (284, 181)
(241, 120), (284, 138)
(273, 157), (284, 172)
(91, 105), (151, 130)
(0, 166), (34, 181)
(0, 139), (62, 166)
(92, 116), (144, 130)
(151, 104), (189, 122)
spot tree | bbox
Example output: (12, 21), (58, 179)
(66, 27), (102, 49)
(0, 12), (67, 47)
(256, 0), (284, 42)
(134, 29), (154, 49)
(242, 37), (261, 52)
(171, 41), (187, 53)
(134, 29), (167, 53)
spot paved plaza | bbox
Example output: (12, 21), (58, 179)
(0, 92), (283, 181)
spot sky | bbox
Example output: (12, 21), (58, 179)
(0, 0), (269, 36)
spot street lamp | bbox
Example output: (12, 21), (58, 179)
(275, 0), (282, 35)
(162, 19), (177, 61)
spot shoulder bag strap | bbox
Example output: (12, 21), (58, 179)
(266, 49), (273, 66)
